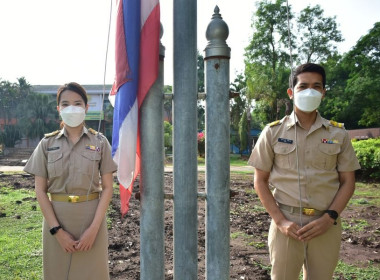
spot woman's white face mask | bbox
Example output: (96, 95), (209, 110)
(293, 88), (322, 113)
(59, 105), (86, 127)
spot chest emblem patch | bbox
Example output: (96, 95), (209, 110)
(321, 139), (339, 144)
(86, 145), (100, 152)
(278, 138), (293, 144)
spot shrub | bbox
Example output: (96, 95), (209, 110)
(352, 138), (380, 180)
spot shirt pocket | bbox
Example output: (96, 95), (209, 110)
(274, 143), (296, 169)
(312, 143), (340, 170)
(47, 152), (63, 178)
(80, 151), (101, 175)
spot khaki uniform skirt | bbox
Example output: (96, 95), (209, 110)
(42, 199), (109, 280)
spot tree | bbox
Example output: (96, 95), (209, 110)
(163, 85), (173, 123)
(230, 73), (248, 149)
(244, 0), (293, 123)
(164, 121), (173, 154)
(343, 22), (380, 128)
(297, 5), (343, 63)
(0, 77), (33, 146)
(0, 78), (31, 126)
(245, 0), (344, 123)
(238, 110), (248, 155)
(319, 22), (380, 129)
(17, 92), (58, 140)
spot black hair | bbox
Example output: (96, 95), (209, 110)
(289, 63), (326, 89)
(57, 82), (88, 106)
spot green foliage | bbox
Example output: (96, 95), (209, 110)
(238, 111), (248, 154)
(343, 23), (380, 128)
(245, 0), (292, 122)
(17, 92), (58, 139)
(245, 0), (347, 124)
(297, 5), (343, 63)
(230, 73), (249, 148)
(320, 22), (380, 129)
(352, 138), (380, 179)
(0, 125), (21, 147)
(164, 121), (172, 153)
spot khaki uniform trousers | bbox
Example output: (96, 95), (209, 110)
(268, 209), (342, 280)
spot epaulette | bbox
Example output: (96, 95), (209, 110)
(88, 128), (98, 135)
(329, 120), (344, 129)
(268, 120), (281, 127)
(44, 130), (60, 138)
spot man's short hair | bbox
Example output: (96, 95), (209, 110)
(289, 63), (326, 89)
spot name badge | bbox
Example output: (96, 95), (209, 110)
(47, 146), (60, 151)
(278, 138), (293, 144)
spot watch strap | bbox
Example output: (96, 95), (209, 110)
(50, 225), (62, 235)
(324, 210), (338, 225)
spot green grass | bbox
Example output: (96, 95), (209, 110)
(349, 182), (380, 206)
(334, 260), (380, 280)
(0, 186), (43, 279)
(229, 154), (249, 166)
(230, 231), (266, 249)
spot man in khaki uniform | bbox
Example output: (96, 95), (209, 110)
(248, 63), (360, 280)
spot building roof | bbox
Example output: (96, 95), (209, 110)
(32, 84), (112, 95)
(347, 128), (380, 139)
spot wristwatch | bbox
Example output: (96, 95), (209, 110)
(324, 210), (338, 225)
(50, 225), (62, 235)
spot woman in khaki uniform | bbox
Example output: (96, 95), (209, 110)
(24, 82), (117, 280)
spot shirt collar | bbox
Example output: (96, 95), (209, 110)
(57, 126), (88, 139)
(286, 111), (328, 131)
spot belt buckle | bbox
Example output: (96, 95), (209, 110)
(302, 208), (315, 216)
(68, 195), (80, 203)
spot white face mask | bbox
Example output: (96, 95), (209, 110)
(59, 105), (86, 127)
(293, 88), (322, 112)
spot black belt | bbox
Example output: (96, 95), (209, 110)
(278, 202), (324, 216)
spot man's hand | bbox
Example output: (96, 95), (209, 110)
(297, 214), (334, 241)
(277, 219), (301, 240)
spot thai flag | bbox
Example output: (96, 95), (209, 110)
(110, 0), (160, 216)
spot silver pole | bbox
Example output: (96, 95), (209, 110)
(173, 0), (198, 279)
(140, 24), (165, 280)
(204, 6), (231, 280)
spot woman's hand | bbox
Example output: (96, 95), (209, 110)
(75, 226), (98, 251)
(55, 229), (79, 253)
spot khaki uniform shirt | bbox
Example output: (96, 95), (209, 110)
(248, 112), (360, 211)
(24, 127), (118, 195)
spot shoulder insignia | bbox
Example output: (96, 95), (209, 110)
(269, 120), (281, 127)
(44, 130), (60, 138)
(329, 120), (344, 129)
(88, 128), (98, 135)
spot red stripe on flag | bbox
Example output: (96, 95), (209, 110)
(138, 4), (160, 107)
(110, 0), (130, 97)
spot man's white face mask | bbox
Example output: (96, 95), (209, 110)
(293, 88), (322, 112)
(60, 105), (86, 127)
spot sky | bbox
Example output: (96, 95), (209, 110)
(0, 0), (379, 86)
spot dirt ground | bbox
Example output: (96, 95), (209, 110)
(1, 171), (379, 279)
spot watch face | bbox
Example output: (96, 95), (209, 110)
(327, 210), (338, 219)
